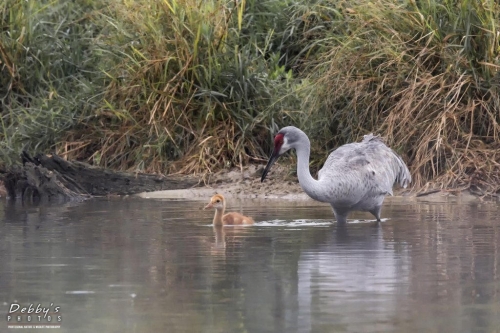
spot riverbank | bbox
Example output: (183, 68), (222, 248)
(2, 0), (499, 194)
(135, 165), (484, 203)
(0, 163), (493, 202)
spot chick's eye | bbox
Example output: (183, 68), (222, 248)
(216, 200), (220, 203)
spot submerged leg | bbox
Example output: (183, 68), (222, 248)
(369, 205), (382, 222)
(331, 205), (348, 224)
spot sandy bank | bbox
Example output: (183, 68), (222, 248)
(135, 165), (482, 203)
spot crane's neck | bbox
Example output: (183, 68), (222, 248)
(295, 143), (327, 202)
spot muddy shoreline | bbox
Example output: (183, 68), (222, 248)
(0, 164), (491, 202)
(135, 165), (483, 203)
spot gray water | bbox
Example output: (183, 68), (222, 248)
(1, 196), (499, 333)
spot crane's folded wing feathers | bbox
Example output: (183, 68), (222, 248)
(318, 134), (411, 193)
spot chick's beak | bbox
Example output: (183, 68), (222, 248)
(204, 203), (213, 210)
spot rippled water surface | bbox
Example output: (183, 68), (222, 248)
(1, 196), (499, 333)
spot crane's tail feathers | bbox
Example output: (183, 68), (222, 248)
(394, 154), (412, 188)
(363, 133), (411, 188)
(362, 133), (383, 143)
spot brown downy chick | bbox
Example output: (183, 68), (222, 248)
(204, 194), (254, 226)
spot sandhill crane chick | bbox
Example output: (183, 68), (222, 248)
(204, 194), (254, 226)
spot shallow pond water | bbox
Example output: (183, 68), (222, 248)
(1, 196), (499, 333)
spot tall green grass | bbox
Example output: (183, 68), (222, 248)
(0, 0), (105, 165)
(300, 0), (500, 193)
(66, 0), (301, 173)
(1, 0), (499, 193)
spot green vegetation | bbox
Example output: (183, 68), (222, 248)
(1, 0), (499, 193)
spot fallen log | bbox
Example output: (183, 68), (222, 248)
(0, 151), (200, 201)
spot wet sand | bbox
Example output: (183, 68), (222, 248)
(136, 165), (309, 200)
(0, 164), (484, 202)
(136, 165), (481, 202)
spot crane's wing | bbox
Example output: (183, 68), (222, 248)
(318, 134), (411, 195)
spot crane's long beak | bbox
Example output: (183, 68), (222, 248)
(261, 149), (280, 182)
(204, 203), (213, 210)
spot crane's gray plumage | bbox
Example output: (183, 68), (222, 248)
(261, 126), (411, 224)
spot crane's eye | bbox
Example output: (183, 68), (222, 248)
(216, 199), (220, 203)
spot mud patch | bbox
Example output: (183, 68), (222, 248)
(136, 165), (487, 202)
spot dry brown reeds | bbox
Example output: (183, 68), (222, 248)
(1, 0), (500, 194)
(55, 0), (299, 174)
(300, 0), (500, 195)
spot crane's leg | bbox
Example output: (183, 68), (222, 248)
(369, 205), (382, 222)
(331, 205), (348, 224)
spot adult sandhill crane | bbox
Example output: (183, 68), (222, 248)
(261, 126), (411, 224)
(204, 194), (255, 226)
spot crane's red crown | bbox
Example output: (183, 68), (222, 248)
(274, 133), (284, 149)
